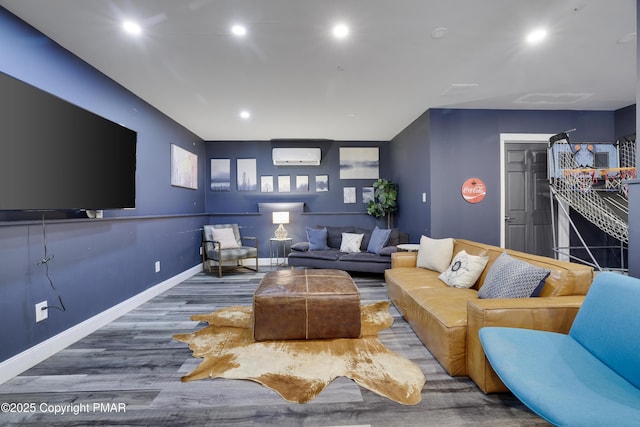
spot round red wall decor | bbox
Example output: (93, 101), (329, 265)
(461, 178), (486, 204)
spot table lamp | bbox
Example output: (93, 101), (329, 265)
(272, 211), (290, 239)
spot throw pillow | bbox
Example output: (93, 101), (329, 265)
(478, 252), (551, 299)
(306, 227), (329, 251)
(211, 227), (240, 249)
(340, 233), (364, 253)
(438, 250), (489, 289)
(367, 226), (392, 254)
(416, 235), (454, 273)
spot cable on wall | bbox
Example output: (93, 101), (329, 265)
(37, 213), (66, 312)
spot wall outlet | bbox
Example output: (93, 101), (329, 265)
(155, 261), (161, 273)
(35, 301), (48, 322)
(422, 192), (427, 203)
(199, 246), (202, 255)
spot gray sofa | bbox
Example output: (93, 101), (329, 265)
(287, 225), (408, 273)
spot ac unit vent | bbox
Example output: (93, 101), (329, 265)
(272, 148), (321, 166)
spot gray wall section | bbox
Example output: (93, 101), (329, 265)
(0, 8), (206, 361)
(627, 0), (640, 278)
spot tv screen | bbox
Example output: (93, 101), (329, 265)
(0, 72), (136, 211)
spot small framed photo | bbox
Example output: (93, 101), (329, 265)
(362, 186), (374, 204)
(315, 175), (329, 192)
(261, 175), (274, 192)
(296, 175), (309, 192)
(278, 175), (291, 192)
(343, 187), (356, 204)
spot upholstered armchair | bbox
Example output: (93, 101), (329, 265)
(201, 224), (258, 277)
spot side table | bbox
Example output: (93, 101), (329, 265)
(397, 243), (420, 252)
(270, 237), (292, 268)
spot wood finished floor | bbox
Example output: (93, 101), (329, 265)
(0, 268), (547, 426)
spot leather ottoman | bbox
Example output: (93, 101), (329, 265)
(253, 269), (361, 341)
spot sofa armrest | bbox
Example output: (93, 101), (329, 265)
(391, 251), (418, 268)
(466, 296), (585, 393)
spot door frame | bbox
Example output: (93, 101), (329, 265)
(499, 133), (569, 259)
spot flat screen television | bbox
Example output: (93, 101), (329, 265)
(0, 71), (136, 211)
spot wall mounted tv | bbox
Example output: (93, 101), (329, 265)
(0, 72), (136, 211)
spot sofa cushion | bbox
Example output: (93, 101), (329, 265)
(378, 245), (398, 256)
(288, 249), (341, 261)
(478, 252), (551, 299)
(211, 227), (240, 249)
(355, 227), (373, 251)
(306, 227), (329, 251)
(439, 250), (489, 289)
(387, 228), (402, 247)
(291, 241), (310, 252)
(367, 226), (392, 254)
(416, 235), (454, 273)
(339, 252), (393, 264)
(320, 225), (355, 248)
(340, 233), (364, 253)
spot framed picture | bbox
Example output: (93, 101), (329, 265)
(261, 175), (274, 193)
(296, 175), (309, 192)
(362, 186), (374, 204)
(339, 147), (379, 179)
(343, 187), (356, 204)
(315, 175), (329, 192)
(171, 144), (198, 190)
(278, 175), (291, 192)
(210, 158), (230, 191)
(237, 158), (257, 191)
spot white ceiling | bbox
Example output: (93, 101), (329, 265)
(0, 0), (636, 141)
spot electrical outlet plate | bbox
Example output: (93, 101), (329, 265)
(35, 301), (48, 322)
(155, 261), (161, 273)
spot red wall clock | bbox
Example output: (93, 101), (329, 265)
(461, 178), (486, 204)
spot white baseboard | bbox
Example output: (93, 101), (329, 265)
(0, 264), (203, 385)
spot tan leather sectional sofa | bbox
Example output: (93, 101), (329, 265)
(384, 239), (594, 393)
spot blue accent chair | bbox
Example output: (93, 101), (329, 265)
(480, 272), (640, 426)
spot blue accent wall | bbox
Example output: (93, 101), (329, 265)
(0, 8), (206, 362)
(205, 140), (391, 257)
(392, 108), (633, 248)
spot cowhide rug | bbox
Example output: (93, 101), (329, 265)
(173, 301), (426, 405)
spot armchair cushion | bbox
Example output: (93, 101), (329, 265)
(211, 227), (240, 249)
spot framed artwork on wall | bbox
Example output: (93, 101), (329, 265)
(315, 175), (329, 192)
(210, 158), (230, 191)
(261, 175), (274, 192)
(237, 158), (257, 191)
(339, 147), (379, 179)
(278, 175), (291, 192)
(171, 144), (198, 190)
(362, 186), (374, 204)
(343, 187), (356, 204)
(296, 175), (309, 192)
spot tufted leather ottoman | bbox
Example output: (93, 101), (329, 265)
(253, 269), (361, 341)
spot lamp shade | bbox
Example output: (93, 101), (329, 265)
(272, 211), (290, 225)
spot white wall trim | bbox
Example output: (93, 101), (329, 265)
(0, 264), (202, 385)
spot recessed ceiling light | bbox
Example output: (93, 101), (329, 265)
(431, 27), (448, 39)
(332, 23), (350, 39)
(231, 24), (247, 37)
(240, 110), (251, 119)
(526, 28), (547, 44)
(122, 20), (142, 35)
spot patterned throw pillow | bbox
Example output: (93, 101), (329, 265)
(439, 250), (489, 289)
(211, 227), (240, 249)
(416, 235), (454, 273)
(478, 252), (551, 299)
(340, 233), (364, 253)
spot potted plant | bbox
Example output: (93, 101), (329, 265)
(367, 178), (398, 228)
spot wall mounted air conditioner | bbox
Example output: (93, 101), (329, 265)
(272, 147), (321, 166)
